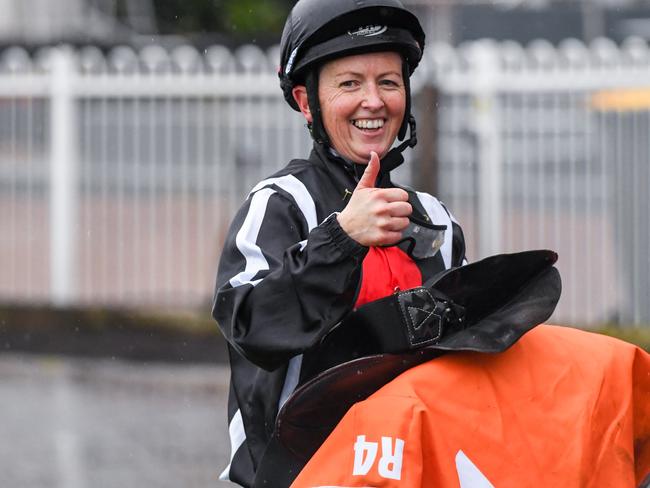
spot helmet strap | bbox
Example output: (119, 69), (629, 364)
(305, 69), (330, 146)
(398, 61), (411, 141)
(380, 59), (416, 176)
(379, 115), (417, 176)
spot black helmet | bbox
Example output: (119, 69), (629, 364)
(279, 0), (425, 158)
(279, 0), (425, 108)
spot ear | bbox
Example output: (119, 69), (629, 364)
(292, 85), (313, 123)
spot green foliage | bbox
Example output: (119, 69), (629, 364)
(152, 0), (293, 42)
(595, 326), (650, 352)
(154, 0), (223, 35)
(224, 0), (289, 37)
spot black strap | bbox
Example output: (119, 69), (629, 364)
(379, 115), (417, 177)
(305, 69), (329, 145)
(346, 287), (466, 354)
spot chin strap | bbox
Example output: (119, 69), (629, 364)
(316, 115), (418, 188)
(379, 114), (417, 176)
(305, 70), (330, 146)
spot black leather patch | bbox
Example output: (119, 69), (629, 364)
(397, 288), (444, 347)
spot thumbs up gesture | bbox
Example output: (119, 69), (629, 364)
(337, 151), (412, 247)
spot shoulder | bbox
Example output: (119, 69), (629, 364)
(240, 158), (325, 230)
(248, 158), (324, 198)
(410, 191), (457, 223)
(391, 184), (447, 213)
(408, 190), (466, 266)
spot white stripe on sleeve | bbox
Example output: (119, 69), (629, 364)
(229, 175), (318, 289)
(415, 192), (453, 269)
(278, 354), (303, 411)
(219, 409), (246, 481)
(229, 187), (276, 288)
(250, 175), (318, 231)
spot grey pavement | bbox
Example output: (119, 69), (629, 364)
(0, 353), (237, 488)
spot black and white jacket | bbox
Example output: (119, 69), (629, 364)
(213, 143), (466, 487)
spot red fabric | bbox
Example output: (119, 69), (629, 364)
(292, 325), (650, 487)
(355, 247), (422, 308)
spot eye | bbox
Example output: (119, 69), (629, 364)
(379, 78), (401, 88)
(339, 79), (359, 89)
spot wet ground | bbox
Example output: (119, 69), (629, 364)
(0, 353), (237, 487)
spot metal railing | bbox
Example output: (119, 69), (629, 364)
(0, 44), (312, 310)
(1, 39), (649, 325)
(419, 38), (650, 325)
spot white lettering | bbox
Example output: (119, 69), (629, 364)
(456, 450), (494, 488)
(348, 25), (388, 37)
(378, 437), (404, 480)
(352, 435), (405, 480)
(353, 435), (378, 476)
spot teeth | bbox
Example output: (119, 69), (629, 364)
(353, 119), (384, 130)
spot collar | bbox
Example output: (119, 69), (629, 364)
(316, 143), (392, 188)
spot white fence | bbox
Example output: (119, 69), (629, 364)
(0, 44), (312, 311)
(1, 39), (649, 325)
(417, 37), (650, 325)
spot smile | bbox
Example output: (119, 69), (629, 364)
(351, 118), (385, 130)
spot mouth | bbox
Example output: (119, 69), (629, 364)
(351, 118), (385, 131)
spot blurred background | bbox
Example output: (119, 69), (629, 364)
(1, 0), (650, 486)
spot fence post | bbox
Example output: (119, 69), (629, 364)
(471, 42), (503, 258)
(414, 84), (439, 196)
(50, 48), (79, 306)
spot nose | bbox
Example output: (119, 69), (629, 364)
(361, 82), (384, 111)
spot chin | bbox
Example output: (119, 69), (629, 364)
(339, 141), (391, 164)
(362, 146), (389, 160)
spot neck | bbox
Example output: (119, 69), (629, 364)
(316, 143), (393, 187)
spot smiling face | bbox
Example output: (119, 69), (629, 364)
(317, 51), (406, 164)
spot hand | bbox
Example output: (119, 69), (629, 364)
(337, 151), (412, 247)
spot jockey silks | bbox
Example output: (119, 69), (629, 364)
(213, 142), (466, 486)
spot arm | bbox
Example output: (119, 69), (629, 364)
(213, 187), (367, 371)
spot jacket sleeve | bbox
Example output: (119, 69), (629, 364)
(213, 187), (367, 371)
(412, 190), (467, 268)
(451, 219), (467, 266)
